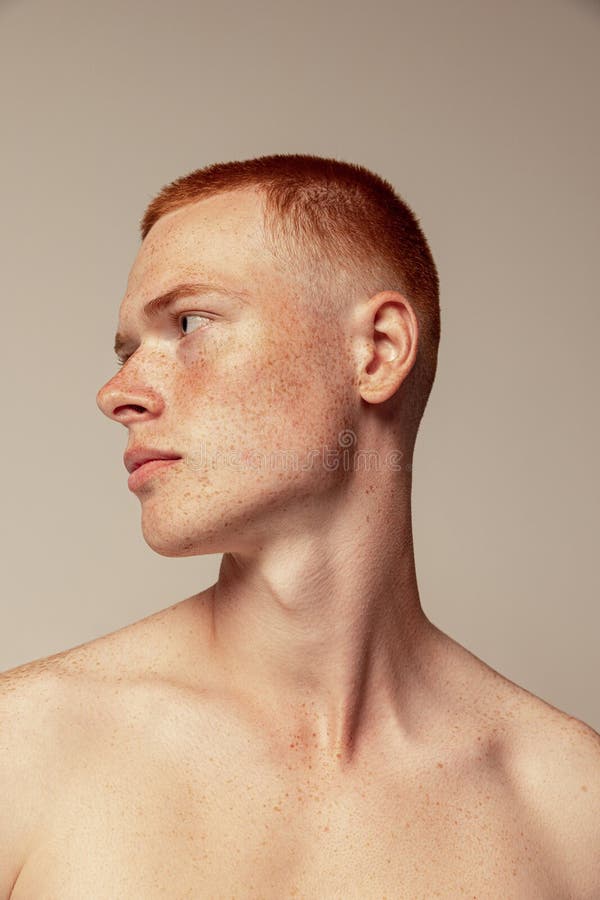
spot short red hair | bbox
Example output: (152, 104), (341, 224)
(141, 154), (441, 441)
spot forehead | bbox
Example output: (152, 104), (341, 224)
(121, 187), (285, 313)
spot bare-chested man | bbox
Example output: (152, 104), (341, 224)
(1, 154), (598, 899)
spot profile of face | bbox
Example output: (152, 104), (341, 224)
(96, 188), (360, 557)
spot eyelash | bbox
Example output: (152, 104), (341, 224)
(116, 311), (212, 368)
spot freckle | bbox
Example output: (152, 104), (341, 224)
(437, 762), (444, 768)
(580, 784), (588, 791)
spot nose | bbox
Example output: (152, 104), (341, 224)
(96, 369), (165, 426)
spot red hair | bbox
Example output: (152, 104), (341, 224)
(141, 154), (441, 440)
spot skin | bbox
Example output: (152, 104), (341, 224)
(1, 186), (599, 899)
(101, 185), (432, 763)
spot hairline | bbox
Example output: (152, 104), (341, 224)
(144, 184), (379, 313)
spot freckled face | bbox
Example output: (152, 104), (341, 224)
(96, 188), (359, 556)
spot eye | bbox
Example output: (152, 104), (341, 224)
(171, 312), (212, 335)
(181, 314), (210, 335)
(114, 312), (212, 369)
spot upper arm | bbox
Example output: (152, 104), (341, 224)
(520, 715), (600, 898)
(557, 719), (600, 899)
(0, 665), (64, 899)
(0, 673), (31, 898)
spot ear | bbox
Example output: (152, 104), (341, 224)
(356, 291), (419, 404)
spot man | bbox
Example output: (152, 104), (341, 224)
(1, 154), (598, 898)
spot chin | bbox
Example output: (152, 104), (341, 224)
(139, 507), (251, 557)
(137, 470), (326, 556)
(141, 524), (226, 557)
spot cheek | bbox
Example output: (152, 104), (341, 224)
(175, 321), (356, 457)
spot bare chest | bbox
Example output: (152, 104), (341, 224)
(12, 741), (565, 899)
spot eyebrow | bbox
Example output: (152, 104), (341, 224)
(113, 281), (248, 360)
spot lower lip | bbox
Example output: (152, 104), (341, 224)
(127, 458), (181, 492)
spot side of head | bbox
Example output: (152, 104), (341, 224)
(141, 154), (441, 451)
(97, 155), (440, 557)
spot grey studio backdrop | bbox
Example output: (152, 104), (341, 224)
(0, 0), (598, 731)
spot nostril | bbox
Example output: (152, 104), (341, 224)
(115, 404), (146, 415)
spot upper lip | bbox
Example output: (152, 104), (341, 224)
(124, 447), (182, 474)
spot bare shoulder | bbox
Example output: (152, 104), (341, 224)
(0, 591), (215, 895)
(0, 587), (215, 747)
(0, 644), (97, 787)
(471, 656), (600, 899)
(0, 637), (126, 896)
(0, 587), (213, 690)
(509, 696), (600, 899)
(0, 652), (82, 898)
(0, 596), (200, 849)
(0, 593), (199, 762)
(437, 630), (600, 896)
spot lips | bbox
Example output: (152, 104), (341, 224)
(124, 447), (182, 474)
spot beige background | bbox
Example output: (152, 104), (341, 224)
(0, 0), (598, 730)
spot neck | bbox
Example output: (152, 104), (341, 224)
(206, 472), (440, 767)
